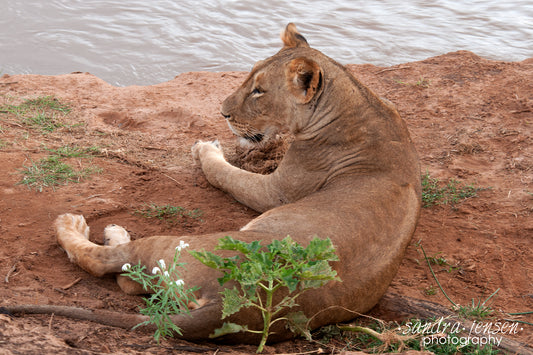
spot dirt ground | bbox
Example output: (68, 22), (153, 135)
(0, 51), (531, 354)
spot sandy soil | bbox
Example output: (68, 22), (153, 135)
(0, 51), (531, 354)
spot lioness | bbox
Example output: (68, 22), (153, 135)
(42, 23), (421, 342)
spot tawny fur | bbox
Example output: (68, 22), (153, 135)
(7, 23), (421, 343)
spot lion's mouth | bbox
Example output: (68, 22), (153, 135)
(225, 120), (267, 144)
(243, 133), (264, 143)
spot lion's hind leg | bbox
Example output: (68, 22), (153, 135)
(55, 214), (128, 277)
(101, 223), (149, 295)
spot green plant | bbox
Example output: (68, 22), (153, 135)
(424, 285), (437, 296)
(23, 111), (63, 132)
(395, 77), (430, 88)
(0, 96), (71, 133)
(18, 156), (100, 191)
(190, 235), (340, 353)
(446, 179), (480, 204)
(47, 145), (101, 158)
(505, 311), (533, 326)
(426, 252), (448, 266)
(419, 243), (499, 321)
(421, 171), (485, 208)
(18, 146), (101, 191)
(457, 289), (500, 320)
(135, 203), (203, 224)
(121, 241), (199, 343)
(337, 317), (499, 354)
(24, 96), (71, 114)
(421, 172), (443, 207)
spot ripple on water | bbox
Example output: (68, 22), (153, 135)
(1, 0), (532, 85)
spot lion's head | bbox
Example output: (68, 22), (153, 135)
(221, 23), (325, 143)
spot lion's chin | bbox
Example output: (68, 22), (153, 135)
(226, 121), (265, 144)
(243, 133), (264, 143)
(237, 136), (258, 148)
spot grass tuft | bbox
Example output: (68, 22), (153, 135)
(18, 145), (101, 192)
(135, 203), (203, 225)
(456, 289), (500, 320)
(1, 96), (71, 133)
(421, 171), (486, 208)
(46, 145), (101, 158)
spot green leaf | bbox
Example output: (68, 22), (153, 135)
(253, 251), (274, 270)
(280, 268), (299, 292)
(306, 237), (338, 261)
(210, 322), (249, 338)
(277, 295), (299, 309)
(217, 235), (262, 254)
(220, 286), (252, 319)
(267, 238), (286, 254)
(285, 311), (312, 341)
(301, 260), (337, 278)
(300, 261), (340, 289)
(189, 249), (224, 269)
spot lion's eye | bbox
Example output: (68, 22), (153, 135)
(251, 87), (263, 96)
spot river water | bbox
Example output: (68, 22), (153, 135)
(1, 0), (532, 86)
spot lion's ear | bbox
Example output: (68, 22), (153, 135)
(286, 57), (323, 104)
(280, 23), (309, 48)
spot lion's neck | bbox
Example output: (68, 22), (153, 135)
(289, 72), (401, 179)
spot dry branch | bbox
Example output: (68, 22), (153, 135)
(1, 293), (531, 354)
(378, 293), (532, 355)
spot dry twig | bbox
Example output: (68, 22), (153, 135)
(60, 277), (82, 290)
(4, 258), (20, 283)
(162, 173), (183, 187)
(48, 313), (54, 331)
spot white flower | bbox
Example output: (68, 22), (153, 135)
(176, 240), (190, 251)
(152, 266), (161, 275)
(121, 263), (131, 272)
(158, 259), (166, 269)
(175, 279), (185, 287)
(164, 271), (170, 277)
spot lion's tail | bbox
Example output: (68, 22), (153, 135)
(1, 304), (147, 330)
(1, 301), (221, 341)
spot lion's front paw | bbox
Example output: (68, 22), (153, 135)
(54, 214), (90, 240)
(191, 139), (223, 161)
